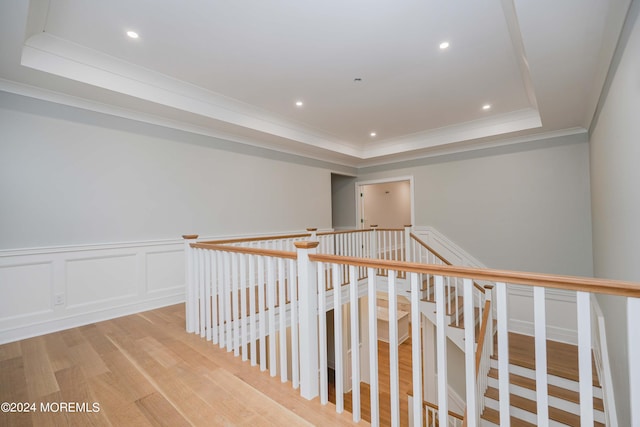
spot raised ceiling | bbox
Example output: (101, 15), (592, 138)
(0, 0), (631, 167)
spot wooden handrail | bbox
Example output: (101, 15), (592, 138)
(316, 229), (371, 236)
(191, 242), (297, 260)
(199, 233), (311, 245)
(475, 299), (492, 376)
(411, 232), (489, 294)
(410, 232), (452, 265)
(308, 253), (640, 297)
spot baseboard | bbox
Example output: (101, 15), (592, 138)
(0, 293), (184, 344)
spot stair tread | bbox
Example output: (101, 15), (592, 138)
(492, 332), (600, 386)
(481, 407), (536, 427)
(487, 368), (604, 411)
(485, 387), (604, 427)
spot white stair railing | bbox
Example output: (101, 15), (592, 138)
(183, 230), (640, 427)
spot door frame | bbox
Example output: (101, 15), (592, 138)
(355, 175), (415, 229)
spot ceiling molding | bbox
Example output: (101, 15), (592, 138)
(22, 32), (364, 158)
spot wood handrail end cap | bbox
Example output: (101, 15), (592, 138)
(306, 228), (318, 231)
(182, 234), (198, 240)
(294, 241), (320, 249)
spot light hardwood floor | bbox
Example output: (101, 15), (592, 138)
(0, 304), (365, 427)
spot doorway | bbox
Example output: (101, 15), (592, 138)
(356, 177), (414, 229)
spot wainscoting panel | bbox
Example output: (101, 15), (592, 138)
(0, 261), (53, 319)
(0, 239), (186, 344)
(146, 249), (184, 294)
(66, 254), (138, 308)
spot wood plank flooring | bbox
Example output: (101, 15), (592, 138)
(0, 304), (365, 427)
(329, 337), (416, 427)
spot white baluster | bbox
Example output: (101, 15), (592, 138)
(197, 248), (205, 337)
(258, 256), (266, 371)
(224, 252), (232, 351)
(393, 230), (398, 261)
(404, 225), (412, 262)
(496, 282), (510, 427)
(350, 265), (361, 422)
(240, 255), (248, 361)
(577, 291), (593, 426)
(318, 262), (328, 403)
(411, 272), (423, 427)
(217, 251), (225, 347)
(278, 258), (287, 382)
(267, 257), (277, 377)
(211, 251), (219, 345)
(333, 263), (344, 413)
(629, 297), (640, 427)
(205, 249), (212, 341)
(368, 267), (380, 426)
(290, 258), (299, 389)
(463, 278), (477, 427)
(249, 255), (256, 366)
(389, 271), (400, 427)
(370, 226), (378, 262)
(232, 253), (240, 355)
(534, 286), (549, 426)
(435, 275), (448, 427)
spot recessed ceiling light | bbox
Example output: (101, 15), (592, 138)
(439, 41), (450, 50)
(482, 104), (492, 110)
(126, 31), (139, 39)
(370, 132), (377, 137)
(295, 101), (304, 107)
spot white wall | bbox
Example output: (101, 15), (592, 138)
(589, 3), (640, 426)
(0, 93), (334, 250)
(358, 135), (594, 277)
(0, 91), (341, 343)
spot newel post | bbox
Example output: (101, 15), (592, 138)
(404, 224), (412, 262)
(182, 234), (198, 334)
(306, 227), (318, 240)
(295, 240), (320, 400)
(370, 225), (378, 259)
(629, 297), (640, 426)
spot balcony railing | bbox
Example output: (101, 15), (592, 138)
(183, 227), (640, 426)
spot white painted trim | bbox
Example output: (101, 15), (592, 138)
(0, 229), (321, 345)
(21, 33), (363, 159)
(364, 108), (542, 159)
(356, 127), (588, 169)
(628, 297), (640, 427)
(591, 297), (618, 427)
(0, 294), (183, 345)
(508, 319), (579, 346)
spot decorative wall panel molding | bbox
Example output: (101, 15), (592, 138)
(0, 239), (185, 344)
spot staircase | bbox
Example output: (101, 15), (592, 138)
(182, 228), (634, 427)
(481, 332), (605, 426)
(419, 276), (484, 350)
